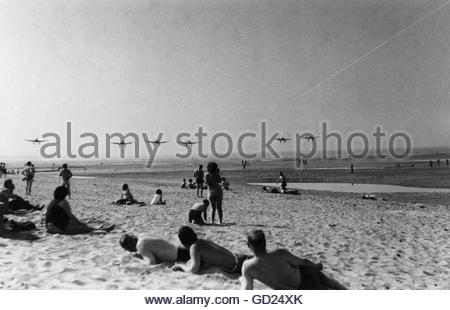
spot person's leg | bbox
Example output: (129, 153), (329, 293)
(209, 195), (218, 224)
(196, 185), (200, 198)
(217, 194), (223, 224)
(199, 183), (204, 198)
(61, 221), (94, 235)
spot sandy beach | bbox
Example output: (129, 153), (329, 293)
(1, 162), (449, 290)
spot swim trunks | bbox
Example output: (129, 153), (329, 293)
(188, 209), (205, 225)
(298, 267), (323, 290)
(176, 248), (190, 262)
(230, 253), (253, 274)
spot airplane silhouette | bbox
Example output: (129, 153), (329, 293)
(25, 138), (48, 144)
(178, 139), (198, 146)
(302, 135), (319, 141)
(145, 138), (169, 146)
(111, 140), (134, 146)
(276, 137), (291, 143)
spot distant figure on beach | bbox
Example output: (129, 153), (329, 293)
(350, 164), (354, 174)
(205, 162), (223, 224)
(46, 186), (114, 235)
(241, 230), (346, 290)
(437, 159), (441, 166)
(262, 186), (299, 195)
(150, 189), (166, 205)
(21, 161), (35, 195)
(277, 172), (287, 193)
(172, 226), (251, 274)
(222, 177), (230, 190)
(429, 160), (433, 168)
(188, 199), (209, 225)
(113, 184), (145, 206)
(447, 159), (449, 166)
(188, 179), (196, 189)
(59, 163), (73, 199)
(181, 179), (187, 189)
(194, 165), (205, 198)
(0, 179), (44, 213)
(120, 233), (190, 265)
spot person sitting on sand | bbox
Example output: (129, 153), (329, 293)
(120, 233), (190, 265)
(46, 186), (114, 235)
(222, 177), (230, 190)
(113, 184), (145, 205)
(59, 163), (73, 199)
(277, 172), (287, 192)
(188, 199), (209, 225)
(0, 179), (44, 213)
(241, 230), (346, 290)
(181, 179), (187, 189)
(188, 179), (196, 189)
(150, 189), (166, 205)
(172, 226), (252, 274)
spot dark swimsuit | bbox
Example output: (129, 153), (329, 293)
(298, 267), (324, 290)
(45, 200), (70, 231)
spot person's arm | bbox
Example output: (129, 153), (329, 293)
(137, 243), (157, 265)
(59, 201), (82, 224)
(240, 262), (254, 290)
(172, 243), (201, 274)
(202, 206), (208, 221)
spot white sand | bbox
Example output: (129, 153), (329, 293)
(0, 173), (449, 289)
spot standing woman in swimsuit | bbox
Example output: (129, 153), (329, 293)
(205, 162), (223, 224)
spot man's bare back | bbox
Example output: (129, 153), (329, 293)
(242, 249), (303, 289)
(242, 230), (346, 290)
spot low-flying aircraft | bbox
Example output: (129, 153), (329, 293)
(276, 137), (292, 143)
(111, 140), (134, 147)
(144, 138), (169, 146)
(25, 138), (48, 144)
(178, 139), (198, 147)
(302, 135), (319, 141)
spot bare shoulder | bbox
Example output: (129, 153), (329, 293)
(242, 257), (258, 275)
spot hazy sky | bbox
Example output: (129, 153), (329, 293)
(1, 0), (449, 158)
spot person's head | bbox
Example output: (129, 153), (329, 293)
(188, 179), (193, 183)
(122, 183), (129, 191)
(26, 161), (32, 166)
(119, 234), (138, 252)
(182, 179), (186, 182)
(207, 162), (218, 174)
(4, 179), (14, 191)
(262, 186), (267, 191)
(62, 163), (68, 169)
(178, 226), (198, 248)
(202, 199), (210, 206)
(222, 177), (226, 181)
(247, 230), (267, 254)
(155, 188), (162, 195)
(279, 171), (283, 176)
(199, 165), (203, 169)
(54, 186), (69, 200)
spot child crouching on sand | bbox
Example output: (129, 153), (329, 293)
(150, 189), (166, 205)
(188, 199), (209, 225)
(113, 184), (146, 206)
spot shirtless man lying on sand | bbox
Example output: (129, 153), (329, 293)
(172, 226), (251, 274)
(241, 230), (346, 290)
(120, 233), (190, 265)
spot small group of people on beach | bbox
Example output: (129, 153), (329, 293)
(119, 227), (346, 290)
(112, 184), (166, 206)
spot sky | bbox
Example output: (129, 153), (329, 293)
(0, 0), (449, 159)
